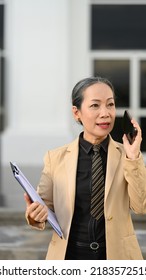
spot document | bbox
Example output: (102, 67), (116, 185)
(10, 162), (63, 238)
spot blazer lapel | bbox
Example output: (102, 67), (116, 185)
(104, 137), (122, 202)
(64, 137), (79, 213)
(63, 136), (122, 213)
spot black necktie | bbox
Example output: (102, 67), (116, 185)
(90, 144), (105, 220)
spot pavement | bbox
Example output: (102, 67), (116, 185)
(0, 208), (52, 260)
(0, 208), (145, 260)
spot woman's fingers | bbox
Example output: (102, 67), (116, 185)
(26, 201), (48, 222)
(24, 193), (32, 206)
(24, 192), (48, 222)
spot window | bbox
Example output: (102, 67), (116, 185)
(140, 61), (146, 108)
(90, 4), (146, 153)
(91, 5), (146, 50)
(93, 59), (129, 107)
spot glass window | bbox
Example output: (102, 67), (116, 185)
(90, 3), (146, 153)
(91, 5), (146, 50)
(140, 60), (146, 108)
(93, 60), (129, 107)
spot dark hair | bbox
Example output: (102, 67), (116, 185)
(71, 76), (115, 109)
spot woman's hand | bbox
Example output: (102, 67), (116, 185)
(122, 118), (142, 160)
(24, 193), (48, 223)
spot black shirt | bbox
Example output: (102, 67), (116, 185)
(68, 132), (109, 244)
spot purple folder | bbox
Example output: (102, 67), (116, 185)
(10, 162), (63, 238)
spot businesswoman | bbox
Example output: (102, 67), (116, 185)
(25, 76), (146, 260)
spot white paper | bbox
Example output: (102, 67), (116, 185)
(10, 162), (63, 238)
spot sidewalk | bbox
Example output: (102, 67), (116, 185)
(0, 208), (52, 260)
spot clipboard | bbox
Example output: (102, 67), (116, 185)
(10, 162), (63, 239)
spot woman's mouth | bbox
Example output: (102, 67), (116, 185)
(97, 122), (110, 129)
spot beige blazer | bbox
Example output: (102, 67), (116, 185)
(27, 136), (146, 260)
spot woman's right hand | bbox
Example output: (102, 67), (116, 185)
(24, 193), (48, 223)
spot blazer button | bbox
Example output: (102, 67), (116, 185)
(107, 216), (113, 221)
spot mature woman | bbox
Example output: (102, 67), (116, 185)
(25, 76), (146, 260)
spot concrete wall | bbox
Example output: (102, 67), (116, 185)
(1, 0), (89, 209)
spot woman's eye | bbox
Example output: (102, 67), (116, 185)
(107, 102), (115, 107)
(90, 104), (99, 108)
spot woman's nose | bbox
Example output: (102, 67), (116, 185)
(99, 106), (109, 117)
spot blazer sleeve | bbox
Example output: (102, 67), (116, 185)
(26, 151), (54, 230)
(37, 151), (54, 210)
(124, 153), (146, 214)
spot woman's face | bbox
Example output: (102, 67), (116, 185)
(72, 82), (116, 144)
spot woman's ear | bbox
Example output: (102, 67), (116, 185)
(72, 106), (82, 125)
(72, 106), (80, 121)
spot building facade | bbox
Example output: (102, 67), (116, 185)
(1, 0), (146, 209)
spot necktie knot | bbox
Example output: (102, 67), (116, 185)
(93, 144), (100, 154)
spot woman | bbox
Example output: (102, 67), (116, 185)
(25, 76), (146, 260)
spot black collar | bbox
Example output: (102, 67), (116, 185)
(79, 132), (109, 154)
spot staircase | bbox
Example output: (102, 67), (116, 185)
(0, 208), (145, 260)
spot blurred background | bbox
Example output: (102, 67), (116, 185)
(0, 0), (145, 259)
